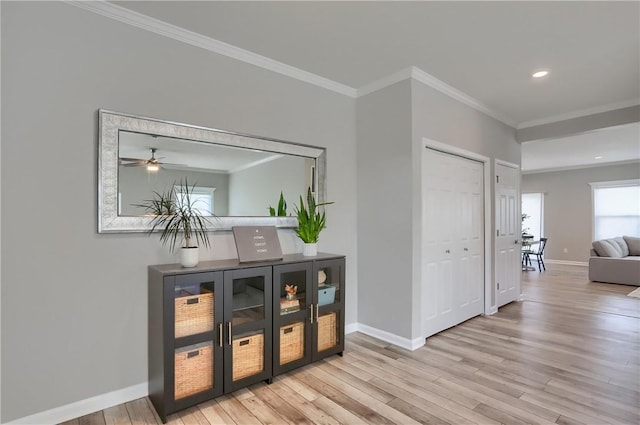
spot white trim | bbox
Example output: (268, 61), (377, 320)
(588, 179), (640, 188)
(0, 3), (3, 422)
(358, 67), (516, 127)
(63, 0), (636, 131)
(523, 159), (640, 175)
(517, 98), (640, 129)
(356, 323), (425, 351)
(545, 259), (588, 267)
(5, 383), (147, 425)
(344, 322), (359, 335)
(486, 306), (499, 315)
(411, 67), (516, 128)
(357, 67), (414, 97)
(421, 139), (495, 333)
(495, 159), (520, 169)
(64, 0), (356, 98)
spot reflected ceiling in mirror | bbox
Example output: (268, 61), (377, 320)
(99, 110), (326, 233)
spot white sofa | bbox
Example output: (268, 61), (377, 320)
(588, 236), (640, 286)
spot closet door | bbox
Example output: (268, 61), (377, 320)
(422, 148), (484, 338)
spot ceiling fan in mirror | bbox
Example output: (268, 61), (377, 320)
(119, 148), (182, 172)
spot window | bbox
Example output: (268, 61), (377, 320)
(174, 185), (215, 216)
(590, 180), (640, 240)
(522, 193), (544, 241)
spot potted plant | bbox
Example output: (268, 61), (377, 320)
(293, 187), (334, 256)
(136, 178), (212, 267)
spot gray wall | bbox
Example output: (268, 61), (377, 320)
(356, 79), (519, 341)
(522, 162), (640, 263)
(356, 81), (414, 338)
(1, 2), (356, 422)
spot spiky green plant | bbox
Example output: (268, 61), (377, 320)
(135, 178), (212, 252)
(293, 187), (334, 243)
(269, 192), (288, 216)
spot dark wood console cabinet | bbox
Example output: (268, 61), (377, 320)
(148, 253), (345, 422)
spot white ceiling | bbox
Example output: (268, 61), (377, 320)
(111, 1), (640, 172)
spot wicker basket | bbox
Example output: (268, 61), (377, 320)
(175, 291), (214, 338)
(279, 322), (304, 365)
(174, 343), (213, 400)
(232, 332), (264, 381)
(317, 312), (337, 352)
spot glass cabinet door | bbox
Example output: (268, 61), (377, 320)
(167, 271), (224, 409)
(313, 258), (345, 360)
(223, 267), (272, 391)
(273, 262), (313, 375)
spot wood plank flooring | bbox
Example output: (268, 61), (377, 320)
(61, 264), (640, 425)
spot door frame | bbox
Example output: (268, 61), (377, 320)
(420, 139), (493, 336)
(494, 159), (523, 304)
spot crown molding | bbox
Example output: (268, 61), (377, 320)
(65, 0), (631, 131)
(410, 67), (517, 128)
(356, 67), (414, 97)
(358, 67), (517, 127)
(64, 0), (357, 98)
(517, 98), (640, 129)
(522, 158), (640, 175)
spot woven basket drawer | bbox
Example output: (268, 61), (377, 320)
(175, 291), (214, 338)
(232, 333), (264, 381)
(317, 312), (337, 352)
(174, 342), (213, 400)
(279, 322), (304, 365)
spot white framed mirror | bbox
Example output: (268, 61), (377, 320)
(98, 109), (326, 233)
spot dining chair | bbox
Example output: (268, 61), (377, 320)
(530, 237), (548, 271)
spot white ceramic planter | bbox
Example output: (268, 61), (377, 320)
(302, 243), (318, 257)
(180, 247), (199, 267)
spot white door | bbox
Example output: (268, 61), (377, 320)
(495, 162), (521, 308)
(422, 148), (484, 338)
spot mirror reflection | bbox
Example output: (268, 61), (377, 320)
(118, 131), (315, 217)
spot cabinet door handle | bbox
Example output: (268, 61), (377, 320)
(464, 248), (469, 252)
(227, 322), (232, 346)
(218, 323), (223, 347)
(309, 304), (314, 324)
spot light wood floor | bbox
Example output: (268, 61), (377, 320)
(62, 264), (640, 425)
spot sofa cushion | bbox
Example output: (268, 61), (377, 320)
(592, 239), (624, 258)
(624, 236), (640, 256)
(612, 237), (630, 257)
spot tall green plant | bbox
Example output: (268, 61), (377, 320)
(293, 187), (334, 243)
(135, 178), (212, 252)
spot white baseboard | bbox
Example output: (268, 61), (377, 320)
(354, 323), (425, 351)
(5, 323), (418, 424)
(545, 259), (588, 266)
(5, 382), (147, 425)
(344, 322), (359, 335)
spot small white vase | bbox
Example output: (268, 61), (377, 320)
(180, 247), (199, 267)
(302, 243), (317, 257)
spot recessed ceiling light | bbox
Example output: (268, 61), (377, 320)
(532, 70), (549, 78)
(594, 156), (603, 160)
